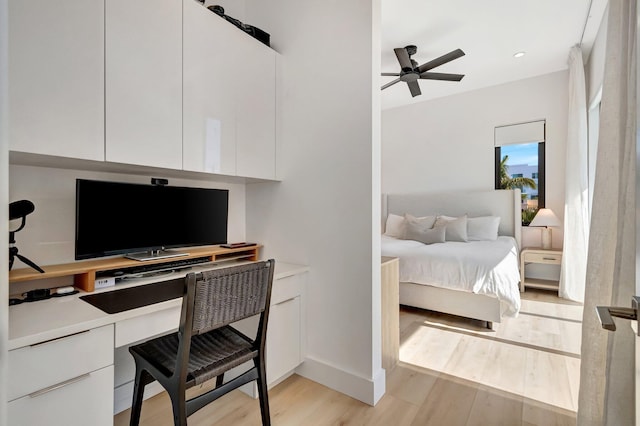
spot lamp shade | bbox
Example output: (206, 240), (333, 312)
(529, 208), (561, 227)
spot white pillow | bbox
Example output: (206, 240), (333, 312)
(434, 215), (468, 242)
(404, 213), (437, 231)
(405, 222), (446, 245)
(468, 216), (501, 241)
(384, 214), (406, 238)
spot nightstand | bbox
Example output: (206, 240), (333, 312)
(520, 247), (563, 292)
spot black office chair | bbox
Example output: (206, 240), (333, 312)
(128, 260), (275, 426)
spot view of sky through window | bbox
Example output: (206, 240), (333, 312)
(502, 142), (538, 166)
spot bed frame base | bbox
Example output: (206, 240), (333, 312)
(400, 282), (501, 330)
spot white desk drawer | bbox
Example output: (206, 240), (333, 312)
(272, 273), (303, 305)
(8, 365), (114, 426)
(8, 324), (113, 401)
(115, 306), (181, 347)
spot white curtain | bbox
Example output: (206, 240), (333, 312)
(577, 0), (637, 424)
(560, 46), (589, 302)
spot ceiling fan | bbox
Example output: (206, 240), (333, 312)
(381, 45), (466, 97)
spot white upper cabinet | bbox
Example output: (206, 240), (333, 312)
(105, 0), (183, 170)
(183, 1), (237, 175)
(235, 35), (277, 180)
(9, 0), (278, 179)
(183, 1), (277, 180)
(8, 0), (105, 161)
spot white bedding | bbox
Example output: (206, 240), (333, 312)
(381, 235), (521, 317)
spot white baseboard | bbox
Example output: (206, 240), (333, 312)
(295, 356), (386, 405)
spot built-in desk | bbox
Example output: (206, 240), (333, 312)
(8, 260), (308, 425)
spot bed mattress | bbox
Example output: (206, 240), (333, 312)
(381, 235), (521, 316)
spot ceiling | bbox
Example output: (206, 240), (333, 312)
(380, 0), (608, 110)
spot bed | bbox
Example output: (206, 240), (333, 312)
(381, 189), (522, 329)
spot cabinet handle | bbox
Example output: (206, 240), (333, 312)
(30, 329), (90, 347)
(274, 297), (297, 306)
(542, 257), (558, 261)
(28, 373), (91, 398)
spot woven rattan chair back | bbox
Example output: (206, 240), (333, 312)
(190, 262), (271, 335)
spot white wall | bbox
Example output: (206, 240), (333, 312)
(382, 70), (569, 250)
(243, 0), (384, 405)
(8, 165), (247, 267)
(0, 0), (9, 420)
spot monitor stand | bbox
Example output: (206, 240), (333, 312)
(125, 249), (189, 262)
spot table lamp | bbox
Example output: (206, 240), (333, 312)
(529, 208), (561, 249)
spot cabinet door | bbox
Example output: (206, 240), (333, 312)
(105, 0), (182, 169)
(267, 296), (301, 384)
(235, 36), (277, 179)
(8, 0), (104, 161)
(183, 2), (237, 175)
(8, 365), (114, 426)
(227, 297), (301, 387)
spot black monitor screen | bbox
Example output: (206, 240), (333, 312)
(75, 179), (228, 260)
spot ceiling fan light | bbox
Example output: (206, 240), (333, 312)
(513, 51), (526, 58)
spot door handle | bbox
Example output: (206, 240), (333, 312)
(596, 296), (640, 335)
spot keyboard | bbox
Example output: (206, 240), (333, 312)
(101, 256), (212, 279)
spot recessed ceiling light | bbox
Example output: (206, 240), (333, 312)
(513, 51), (526, 58)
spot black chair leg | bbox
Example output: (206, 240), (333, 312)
(130, 367), (152, 426)
(170, 390), (188, 426)
(255, 358), (271, 426)
(216, 373), (224, 388)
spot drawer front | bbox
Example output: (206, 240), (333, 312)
(272, 273), (304, 305)
(115, 306), (181, 347)
(8, 365), (114, 426)
(8, 324), (114, 401)
(524, 252), (562, 264)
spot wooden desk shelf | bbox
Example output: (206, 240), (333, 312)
(9, 245), (261, 292)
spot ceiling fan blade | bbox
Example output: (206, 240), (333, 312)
(417, 48), (465, 73)
(394, 48), (413, 70)
(381, 78), (401, 90)
(420, 72), (465, 82)
(407, 80), (421, 97)
(381, 72), (400, 76)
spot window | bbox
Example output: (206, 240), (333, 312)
(494, 120), (546, 225)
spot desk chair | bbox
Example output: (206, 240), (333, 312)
(129, 260), (275, 426)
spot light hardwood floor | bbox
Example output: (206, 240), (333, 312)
(115, 289), (582, 425)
